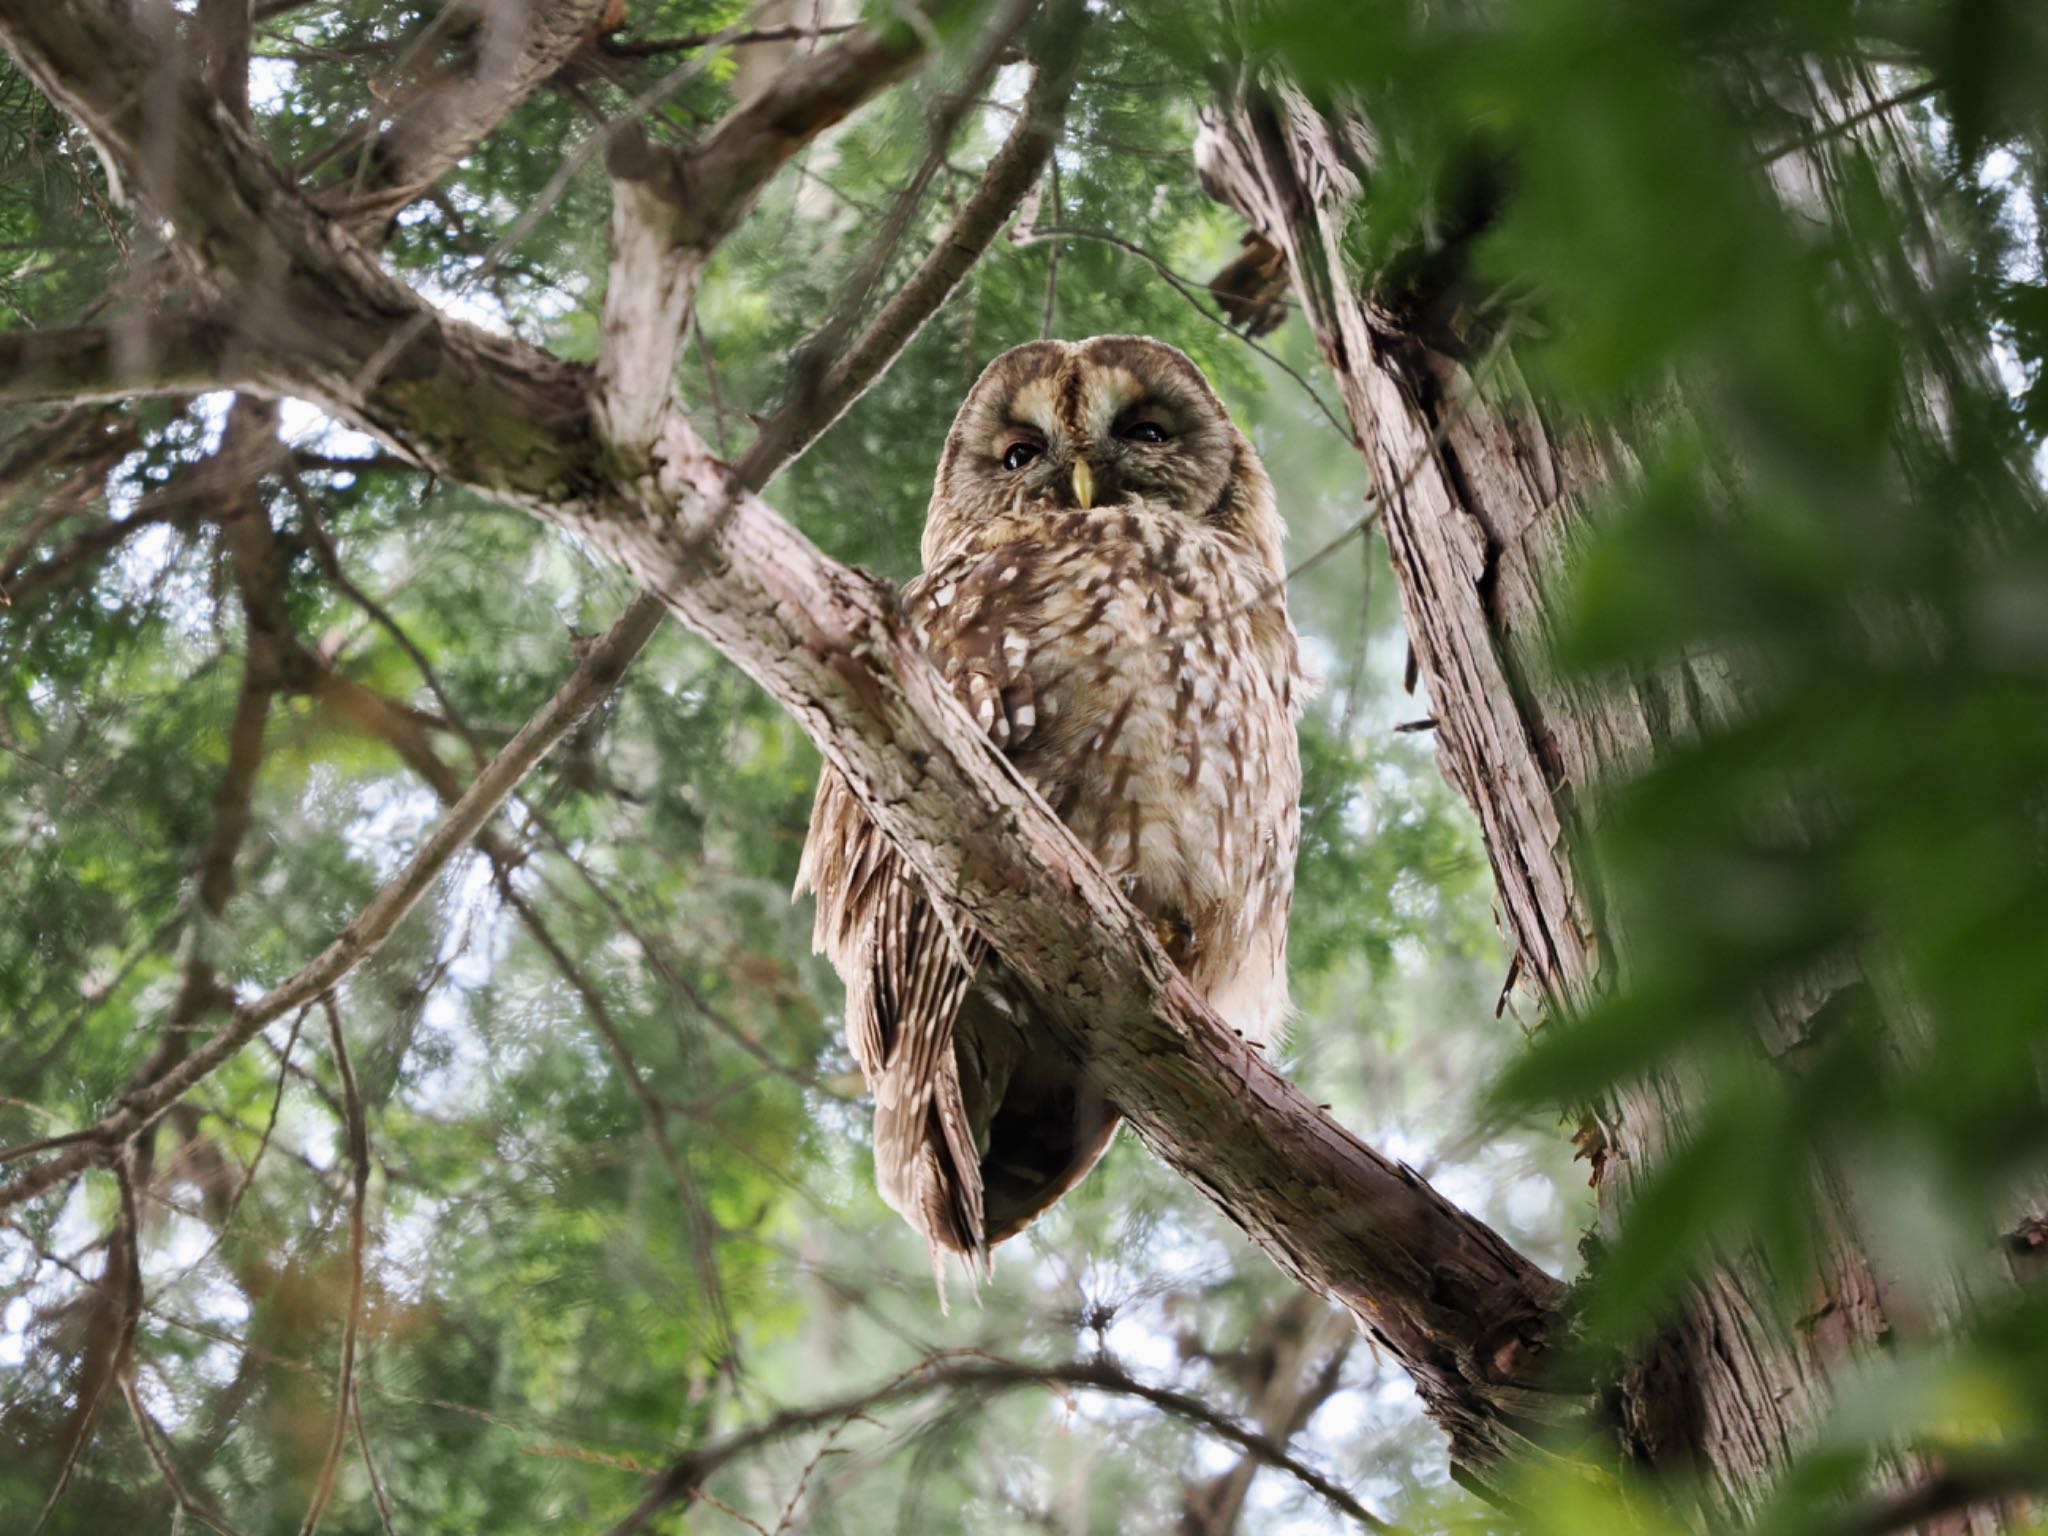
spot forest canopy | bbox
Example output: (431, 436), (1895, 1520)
(1, 1), (2045, 1533)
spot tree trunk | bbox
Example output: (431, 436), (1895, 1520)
(1196, 70), (2017, 1528)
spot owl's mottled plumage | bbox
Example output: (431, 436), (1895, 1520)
(798, 336), (1304, 1275)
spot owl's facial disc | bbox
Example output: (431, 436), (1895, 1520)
(928, 338), (1255, 568)
(972, 351), (1228, 515)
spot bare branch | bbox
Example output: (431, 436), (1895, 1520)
(599, 23), (860, 59)
(352, 1387), (399, 1536)
(297, 993), (369, 1536)
(806, 0), (1040, 360)
(607, 1352), (1398, 1536)
(1181, 1294), (1354, 1536)
(1755, 77), (1937, 166)
(119, 1377), (251, 1536)
(156, 1008), (304, 1294)
(1, 492), (192, 609)
(738, 2), (1084, 482)
(291, 498), (484, 765)
(318, 0), (614, 230)
(595, 5), (933, 448)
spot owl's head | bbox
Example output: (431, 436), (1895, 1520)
(924, 336), (1282, 575)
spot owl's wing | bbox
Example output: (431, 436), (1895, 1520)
(796, 767), (992, 1276)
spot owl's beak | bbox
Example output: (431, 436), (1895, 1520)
(1071, 459), (1096, 510)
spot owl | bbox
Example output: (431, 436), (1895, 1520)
(798, 336), (1304, 1277)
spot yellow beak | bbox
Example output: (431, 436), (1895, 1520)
(1072, 460), (1095, 510)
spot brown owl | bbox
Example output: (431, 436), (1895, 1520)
(798, 335), (1304, 1279)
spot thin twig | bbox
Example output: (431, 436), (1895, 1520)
(290, 484), (485, 768)
(693, 313), (734, 458)
(606, 1351), (1398, 1536)
(1755, 78), (1937, 166)
(1038, 156), (1061, 338)
(812, 0), (1037, 352)
(737, 6), (1084, 483)
(295, 993), (369, 1536)
(1336, 511), (1374, 737)
(348, 11), (799, 399)
(352, 1386), (399, 1536)
(31, 1153), (143, 1535)
(493, 873), (740, 1366)
(157, 1006), (308, 1292)
(119, 1377), (250, 1536)
(1215, 317), (1518, 631)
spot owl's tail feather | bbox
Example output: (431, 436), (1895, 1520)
(898, 1099), (996, 1314)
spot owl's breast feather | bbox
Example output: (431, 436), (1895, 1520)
(914, 508), (1300, 1043)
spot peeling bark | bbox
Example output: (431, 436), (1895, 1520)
(1196, 70), (2025, 1527)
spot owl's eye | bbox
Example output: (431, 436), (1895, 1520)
(1123, 421), (1170, 444)
(1000, 441), (1041, 471)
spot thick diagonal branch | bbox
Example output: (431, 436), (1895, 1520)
(0, 0), (1579, 1477)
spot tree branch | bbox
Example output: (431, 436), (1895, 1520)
(1181, 1294), (1355, 1536)
(738, 0), (1083, 482)
(595, 4), (935, 449)
(316, 0), (614, 230)
(296, 993), (368, 1536)
(120, 1365), (250, 1536)
(599, 23), (860, 60)
(0, 313), (249, 407)
(605, 1352), (1396, 1536)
